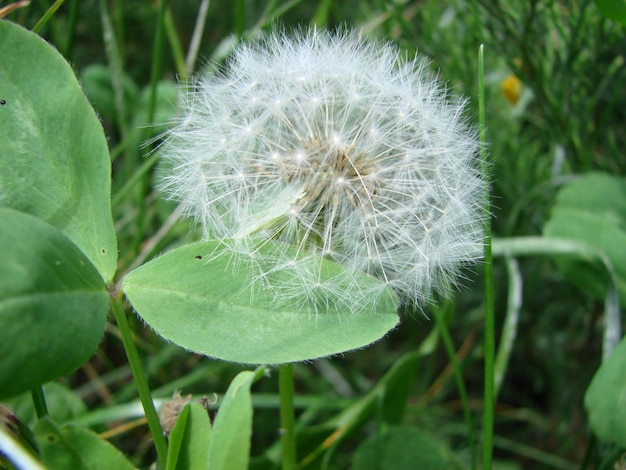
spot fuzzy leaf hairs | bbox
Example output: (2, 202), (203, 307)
(158, 28), (485, 313)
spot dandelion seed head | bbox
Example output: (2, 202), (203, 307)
(159, 27), (485, 313)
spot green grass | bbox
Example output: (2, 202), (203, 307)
(2, 0), (625, 468)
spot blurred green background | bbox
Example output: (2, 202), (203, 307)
(3, 0), (625, 468)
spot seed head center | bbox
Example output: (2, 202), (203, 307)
(282, 137), (380, 213)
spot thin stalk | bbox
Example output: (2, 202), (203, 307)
(279, 364), (297, 470)
(312, 0), (332, 27)
(110, 296), (167, 468)
(30, 386), (48, 419)
(494, 258), (521, 397)
(31, 0), (64, 32)
(164, 8), (186, 80)
(111, 151), (160, 209)
(63, 0), (79, 59)
(234, 0), (245, 38)
(432, 304), (476, 468)
(133, 0), (169, 254)
(112, 0), (125, 55)
(99, 0), (128, 145)
(478, 44), (495, 470)
(258, 0), (303, 27)
(0, 1), (30, 20)
(185, 0), (211, 76)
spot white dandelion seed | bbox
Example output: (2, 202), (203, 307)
(159, 28), (485, 313)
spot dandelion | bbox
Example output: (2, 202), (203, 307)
(159, 28), (485, 313)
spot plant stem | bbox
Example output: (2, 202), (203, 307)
(132, 0), (168, 255)
(234, 0), (245, 38)
(279, 364), (297, 470)
(63, 0), (79, 59)
(110, 296), (167, 468)
(432, 304), (476, 468)
(31, 0), (64, 33)
(164, 7), (186, 80)
(30, 386), (48, 419)
(146, 0), (169, 138)
(494, 258), (522, 397)
(99, 0), (128, 146)
(185, 0), (211, 76)
(478, 44), (495, 470)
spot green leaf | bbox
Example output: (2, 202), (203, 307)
(0, 208), (108, 400)
(544, 173), (626, 306)
(34, 418), (135, 470)
(122, 241), (399, 364)
(595, 0), (626, 26)
(0, 20), (117, 281)
(584, 336), (626, 447)
(550, 173), (626, 223)
(352, 426), (450, 470)
(207, 370), (262, 470)
(166, 402), (211, 470)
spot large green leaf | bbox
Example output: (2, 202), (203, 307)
(544, 173), (626, 305)
(584, 336), (626, 447)
(0, 20), (116, 281)
(0, 208), (108, 400)
(123, 241), (399, 364)
(34, 418), (135, 470)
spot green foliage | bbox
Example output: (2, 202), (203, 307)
(0, 20), (117, 282)
(544, 173), (626, 305)
(164, 368), (265, 470)
(207, 369), (263, 470)
(585, 336), (626, 447)
(595, 0), (626, 25)
(34, 418), (135, 470)
(5, 383), (87, 428)
(166, 402), (211, 470)
(352, 426), (452, 470)
(1, 0), (625, 469)
(123, 241), (399, 364)
(80, 64), (140, 127)
(0, 209), (108, 400)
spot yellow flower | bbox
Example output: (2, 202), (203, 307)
(501, 74), (523, 105)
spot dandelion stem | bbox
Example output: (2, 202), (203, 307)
(110, 295), (167, 468)
(478, 44), (496, 470)
(279, 364), (297, 470)
(30, 386), (48, 419)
